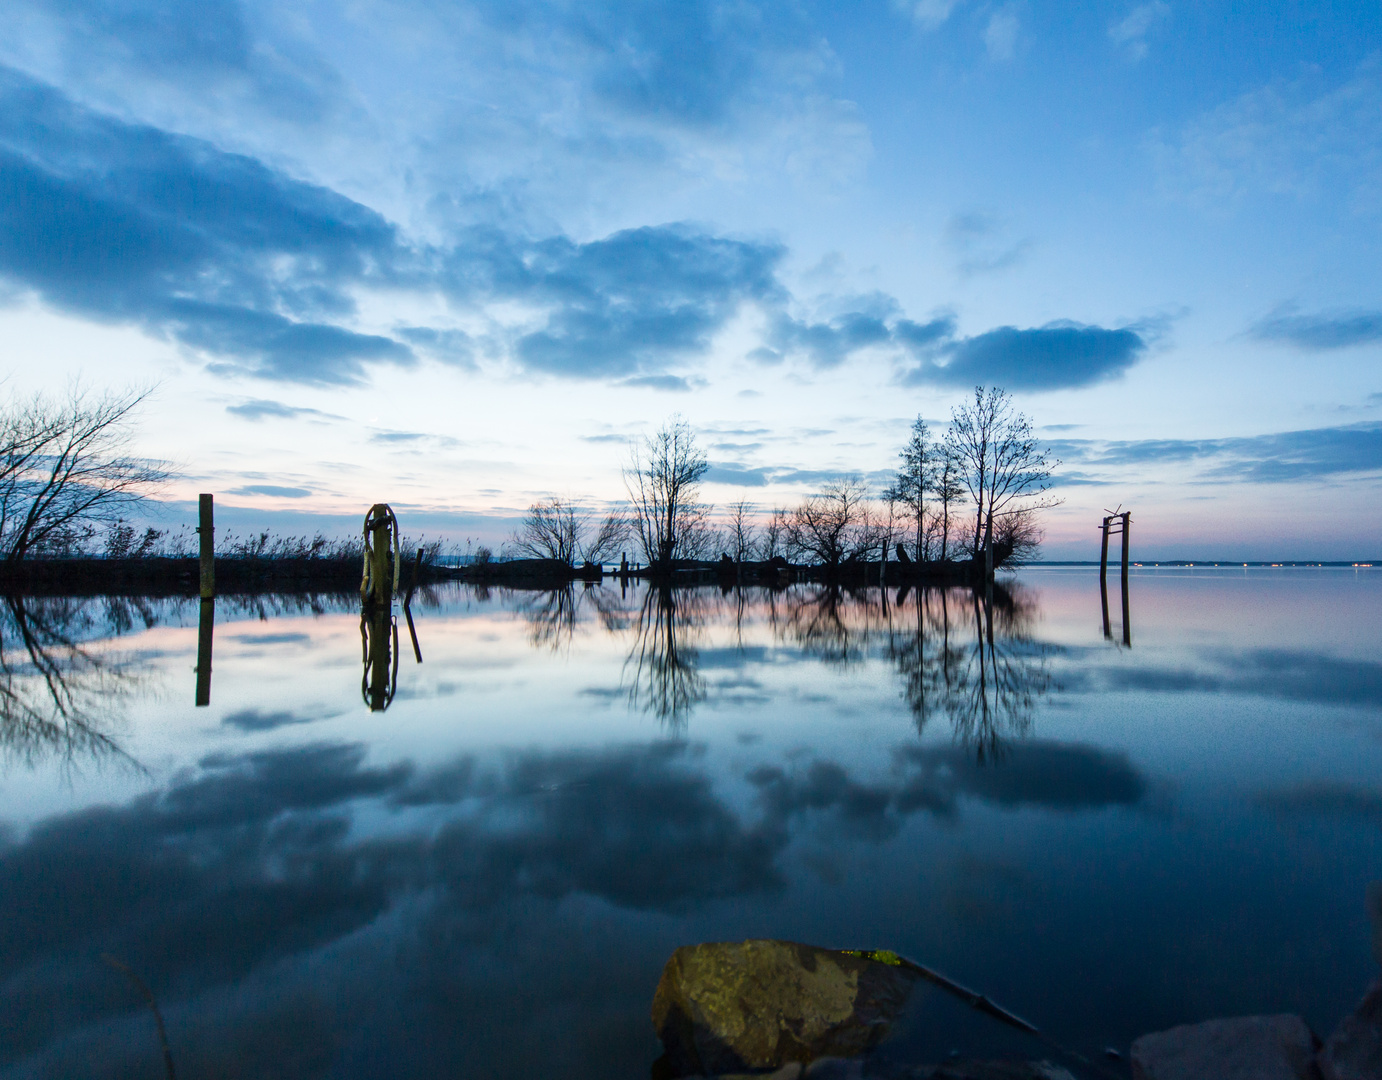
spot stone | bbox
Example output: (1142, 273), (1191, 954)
(650, 940), (921, 1076)
(1130, 1014), (1320, 1080)
(1319, 981), (1382, 1080)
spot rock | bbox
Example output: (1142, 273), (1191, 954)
(1131, 1014), (1320, 1080)
(650, 940), (921, 1076)
(1319, 981), (1382, 1080)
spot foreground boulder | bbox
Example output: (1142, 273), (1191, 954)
(651, 940), (921, 1075)
(1130, 1014), (1320, 1080)
(1319, 981), (1382, 1080)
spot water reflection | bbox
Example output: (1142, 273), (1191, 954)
(0, 595), (146, 766)
(195, 597), (214, 706)
(624, 587), (706, 731)
(885, 585), (1052, 760)
(360, 604), (399, 712)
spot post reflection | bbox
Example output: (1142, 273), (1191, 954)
(195, 597), (214, 706)
(1100, 573), (1132, 647)
(360, 603), (398, 712)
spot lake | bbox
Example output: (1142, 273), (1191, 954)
(1, 568), (1379, 1078)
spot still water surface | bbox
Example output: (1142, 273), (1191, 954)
(1, 569), (1379, 1078)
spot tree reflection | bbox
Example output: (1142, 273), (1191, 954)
(518, 587), (581, 652)
(775, 584), (881, 666)
(886, 584), (1051, 760)
(623, 586), (705, 732)
(0, 595), (145, 767)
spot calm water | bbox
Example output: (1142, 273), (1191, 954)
(1, 569), (1379, 1078)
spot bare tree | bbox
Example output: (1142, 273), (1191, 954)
(0, 385), (168, 562)
(623, 416), (709, 567)
(510, 498), (629, 566)
(786, 477), (878, 573)
(726, 500), (757, 563)
(933, 435), (968, 563)
(758, 507), (789, 561)
(886, 416), (934, 562)
(510, 497), (583, 564)
(995, 506), (1044, 566)
(584, 510), (631, 565)
(948, 386), (1059, 558)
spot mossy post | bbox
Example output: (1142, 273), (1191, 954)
(198, 494), (214, 599)
(360, 503), (399, 606)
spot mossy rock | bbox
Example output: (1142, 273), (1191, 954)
(651, 940), (921, 1076)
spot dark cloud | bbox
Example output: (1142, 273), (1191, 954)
(221, 708), (321, 732)
(1054, 422), (1382, 483)
(1250, 308), (1382, 350)
(0, 731), (1156, 1075)
(1093, 649), (1382, 710)
(507, 225), (783, 379)
(0, 66), (1152, 390)
(1255, 781), (1382, 823)
(903, 323), (1147, 390)
(705, 463), (770, 487)
(227, 485), (312, 498)
(898, 742), (1147, 812)
(0, 739), (784, 1070)
(0, 66), (416, 385)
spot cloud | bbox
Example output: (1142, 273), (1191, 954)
(618, 374), (696, 392)
(1094, 649), (1382, 709)
(899, 742), (1147, 812)
(0, 67), (791, 387)
(1153, 61), (1382, 209)
(1256, 782), (1382, 823)
(1109, 2), (1171, 61)
(507, 225), (784, 379)
(943, 212), (1030, 275)
(0, 66), (417, 385)
(224, 399), (339, 422)
(227, 485), (312, 498)
(893, 0), (965, 30)
(705, 464), (769, 487)
(1250, 308), (1382, 350)
(1055, 422), (1382, 483)
(902, 322), (1147, 390)
(984, 7), (1020, 61)
(221, 708), (321, 732)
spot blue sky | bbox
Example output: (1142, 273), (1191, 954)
(1, 0), (1379, 558)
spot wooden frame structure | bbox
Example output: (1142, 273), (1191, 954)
(1099, 509), (1132, 646)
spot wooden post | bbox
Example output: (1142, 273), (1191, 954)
(404, 546), (423, 607)
(198, 494), (215, 599)
(1120, 512), (1132, 646)
(195, 597), (214, 706)
(1099, 515), (1110, 591)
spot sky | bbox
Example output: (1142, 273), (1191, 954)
(0, 0), (1379, 560)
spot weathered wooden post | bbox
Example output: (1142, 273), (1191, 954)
(360, 503), (399, 605)
(195, 597), (214, 706)
(1120, 511), (1132, 646)
(198, 494), (215, 599)
(1099, 515), (1111, 591)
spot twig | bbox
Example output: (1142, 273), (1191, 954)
(101, 954), (177, 1080)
